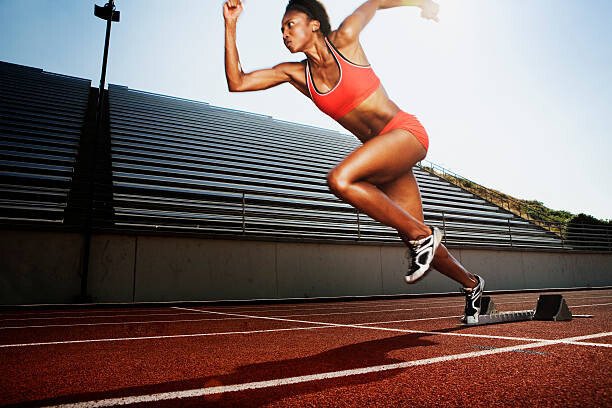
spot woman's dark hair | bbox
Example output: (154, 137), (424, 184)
(285, 0), (331, 36)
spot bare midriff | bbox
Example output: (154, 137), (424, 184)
(334, 85), (401, 143)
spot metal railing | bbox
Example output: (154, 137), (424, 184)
(2, 62), (610, 252)
(418, 160), (573, 236)
(86, 184), (609, 251)
(2, 180), (610, 251)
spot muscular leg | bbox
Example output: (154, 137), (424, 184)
(380, 172), (478, 289)
(327, 128), (477, 289)
(327, 129), (431, 240)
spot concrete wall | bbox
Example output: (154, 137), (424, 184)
(1, 230), (611, 305)
(0, 230), (84, 304)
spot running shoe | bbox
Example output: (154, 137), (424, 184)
(404, 226), (443, 284)
(461, 275), (485, 324)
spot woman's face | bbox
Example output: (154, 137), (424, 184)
(281, 10), (319, 53)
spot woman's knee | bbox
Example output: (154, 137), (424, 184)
(326, 167), (352, 197)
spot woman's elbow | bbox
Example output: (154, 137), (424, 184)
(227, 79), (244, 92)
(368, 0), (383, 10)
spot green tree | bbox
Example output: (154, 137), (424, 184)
(566, 213), (612, 250)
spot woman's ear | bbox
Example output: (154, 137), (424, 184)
(311, 20), (320, 32)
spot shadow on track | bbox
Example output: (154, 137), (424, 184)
(11, 327), (470, 407)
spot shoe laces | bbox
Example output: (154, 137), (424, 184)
(404, 246), (416, 264)
(401, 232), (431, 269)
(461, 280), (481, 298)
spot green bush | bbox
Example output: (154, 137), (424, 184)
(566, 213), (612, 250)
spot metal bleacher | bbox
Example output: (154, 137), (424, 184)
(106, 84), (564, 249)
(0, 62), (91, 225)
(0, 60), (565, 249)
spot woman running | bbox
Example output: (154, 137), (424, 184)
(223, 0), (485, 323)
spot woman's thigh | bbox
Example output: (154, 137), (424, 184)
(330, 129), (427, 186)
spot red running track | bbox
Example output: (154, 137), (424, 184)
(0, 289), (611, 407)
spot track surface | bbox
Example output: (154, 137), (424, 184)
(1, 289), (611, 407)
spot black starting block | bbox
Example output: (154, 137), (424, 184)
(463, 294), (573, 326)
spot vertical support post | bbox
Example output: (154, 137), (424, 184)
(508, 219), (513, 247)
(241, 192), (246, 234)
(441, 212), (447, 245)
(560, 222), (566, 249)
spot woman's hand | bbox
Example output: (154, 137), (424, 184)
(419, 0), (439, 22)
(223, 0), (244, 22)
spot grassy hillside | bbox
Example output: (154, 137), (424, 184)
(418, 162), (610, 250)
(420, 164), (608, 235)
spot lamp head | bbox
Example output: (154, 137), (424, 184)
(94, 3), (120, 22)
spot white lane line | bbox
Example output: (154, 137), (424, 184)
(211, 297), (612, 315)
(349, 319), (612, 347)
(0, 300), (471, 322)
(0, 305), (463, 325)
(42, 331), (612, 408)
(2, 306), (610, 349)
(0, 325), (336, 349)
(1, 301), (610, 335)
(573, 303), (612, 308)
(0, 317), (250, 330)
(0, 298), (462, 317)
(0, 296), (485, 317)
(214, 300), (612, 319)
(0, 308), (174, 318)
(0, 312), (214, 323)
(0, 315), (462, 348)
(202, 293), (612, 313)
(218, 293), (612, 308)
(3, 293), (611, 320)
(356, 302), (612, 327)
(0, 305), (478, 324)
(564, 341), (612, 347)
(0, 313), (464, 331)
(235, 299), (612, 320)
(5, 297), (610, 327)
(0, 297), (468, 318)
(369, 328), (612, 348)
(176, 307), (612, 348)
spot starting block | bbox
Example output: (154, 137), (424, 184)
(463, 294), (573, 326)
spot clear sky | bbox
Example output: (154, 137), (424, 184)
(1, 0), (610, 220)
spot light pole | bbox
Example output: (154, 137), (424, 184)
(79, 1), (120, 302)
(94, 0), (120, 125)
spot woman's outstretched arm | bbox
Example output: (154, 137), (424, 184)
(379, 0), (439, 21)
(336, 0), (439, 43)
(223, 0), (294, 92)
(378, 0), (430, 9)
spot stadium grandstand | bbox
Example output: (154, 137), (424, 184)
(1, 61), (610, 304)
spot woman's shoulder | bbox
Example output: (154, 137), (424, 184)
(272, 61), (307, 84)
(276, 60), (306, 68)
(326, 31), (369, 66)
(275, 60), (307, 74)
(327, 29), (359, 49)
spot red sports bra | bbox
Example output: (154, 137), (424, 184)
(306, 37), (381, 120)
